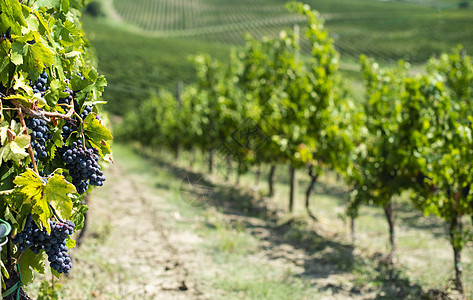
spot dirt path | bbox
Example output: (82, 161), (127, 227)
(84, 160), (206, 299)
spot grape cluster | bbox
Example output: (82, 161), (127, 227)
(26, 118), (52, 160)
(31, 70), (49, 96)
(45, 220), (75, 274)
(12, 215), (75, 274)
(61, 142), (106, 194)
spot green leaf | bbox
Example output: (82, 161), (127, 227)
(19, 248), (45, 285)
(11, 31), (53, 77)
(44, 174), (75, 220)
(83, 113), (113, 141)
(72, 69), (107, 105)
(70, 204), (87, 231)
(12, 72), (33, 95)
(9, 133), (30, 155)
(44, 79), (67, 107)
(31, 9), (51, 37)
(0, 161), (16, 193)
(3, 94), (31, 107)
(89, 139), (112, 158)
(66, 237), (76, 250)
(83, 113), (113, 157)
(61, 0), (70, 12)
(51, 267), (60, 279)
(33, 0), (61, 9)
(0, 41), (12, 84)
(0, 0), (27, 35)
(53, 19), (81, 47)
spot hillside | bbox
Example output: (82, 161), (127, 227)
(109, 0), (473, 62)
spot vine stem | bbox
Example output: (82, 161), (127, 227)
(16, 106), (39, 174)
(11, 99), (75, 122)
(73, 111), (87, 147)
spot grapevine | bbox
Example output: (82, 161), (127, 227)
(0, 0), (112, 299)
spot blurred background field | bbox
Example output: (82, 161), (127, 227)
(83, 0), (473, 115)
(52, 1), (473, 299)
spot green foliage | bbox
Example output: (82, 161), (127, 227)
(85, 0), (473, 117)
(116, 1), (473, 294)
(110, 0), (473, 63)
(37, 279), (61, 300)
(82, 17), (231, 116)
(348, 57), (413, 214)
(0, 0), (111, 293)
(414, 47), (473, 222)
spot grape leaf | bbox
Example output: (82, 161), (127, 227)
(3, 94), (31, 107)
(0, 41), (12, 85)
(71, 69), (107, 104)
(0, 0), (27, 35)
(44, 79), (67, 107)
(44, 174), (75, 220)
(32, 0), (61, 9)
(11, 31), (53, 77)
(31, 8), (51, 38)
(18, 248), (45, 286)
(0, 133), (31, 165)
(83, 113), (112, 141)
(66, 237), (75, 250)
(61, 0), (70, 12)
(83, 113), (113, 156)
(53, 19), (81, 47)
(14, 169), (51, 232)
(12, 72), (33, 95)
(14, 169), (76, 232)
(13, 169), (42, 204)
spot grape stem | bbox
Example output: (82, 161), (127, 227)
(12, 99), (75, 122)
(73, 111), (87, 147)
(12, 251), (24, 265)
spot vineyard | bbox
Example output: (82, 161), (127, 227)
(108, 0), (473, 62)
(113, 1), (473, 299)
(1, 0), (473, 299)
(83, 0), (473, 116)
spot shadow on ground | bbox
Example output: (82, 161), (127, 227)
(137, 148), (453, 300)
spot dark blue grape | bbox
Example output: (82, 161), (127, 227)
(12, 215), (75, 274)
(30, 70), (49, 96)
(60, 142), (105, 194)
(26, 118), (52, 160)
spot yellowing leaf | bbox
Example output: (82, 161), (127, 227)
(10, 134), (30, 154)
(14, 169), (54, 232)
(44, 174), (75, 220)
(13, 169), (42, 204)
(13, 72), (33, 95)
(84, 113), (113, 157)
